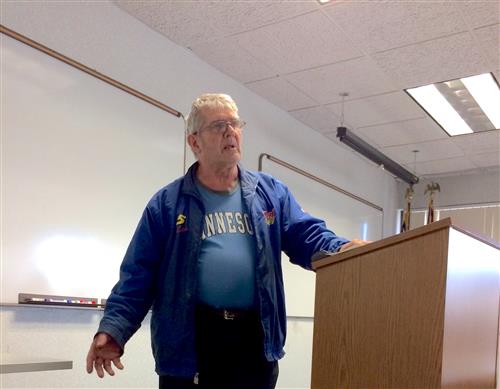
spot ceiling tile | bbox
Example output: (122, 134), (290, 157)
(408, 156), (477, 176)
(115, 1), (223, 47)
(286, 56), (397, 104)
(372, 32), (491, 89)
(235, 11), (361, 74)
(455, 1), (500, 29)
(451, 130), (500, 154)
(189, 38), (276, 83)
(473, 24), (500, 71)
(324, 2), (466, 53)
(469, 151), (500, 168)
(382, 138), (465, 164)
(116, 1), (318, 47)
(288, 105), (342, 133)
(355, 118), (448, 148)
(207, 1), (319, 36)
(245, 76), (316, 111)
(326, 91), (425, 129)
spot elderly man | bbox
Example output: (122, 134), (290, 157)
(86, 93), (366, 389)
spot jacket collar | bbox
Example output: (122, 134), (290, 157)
(181, 161), (259, 199)
(181, 162), (199, 198)
(238, 164), (258, 203)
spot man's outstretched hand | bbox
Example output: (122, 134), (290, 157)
(86, 332), (124, 378)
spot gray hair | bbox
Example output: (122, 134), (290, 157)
(185, 93), (239, 134)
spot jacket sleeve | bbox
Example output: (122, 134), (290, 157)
(97, 194), (169, 349)
(279, 182), (349, 270)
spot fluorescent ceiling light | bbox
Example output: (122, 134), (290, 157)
(406, 72), (500, 137)
(317, 0), (332, 4)
(407, 84), (473, 136)
(461, 73), (500, 129)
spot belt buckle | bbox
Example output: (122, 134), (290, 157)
(223, 309), (235, 320)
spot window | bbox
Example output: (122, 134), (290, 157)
(400, 204), (499, 244)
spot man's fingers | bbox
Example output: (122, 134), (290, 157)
(103, 359), (115, 376)
(339, 239), (372, 252)
(86, 334), (123, 378)
(113, 358), (124, 370)
(86, 342), (98, 374)
(86, 350), (94, 374)
(94, 357), (105, 378)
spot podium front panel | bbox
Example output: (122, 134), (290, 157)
(311, 227), (449, 389)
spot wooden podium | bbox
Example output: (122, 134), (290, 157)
(311, 218), (499, 389)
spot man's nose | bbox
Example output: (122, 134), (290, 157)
(224, 124), (238, 136)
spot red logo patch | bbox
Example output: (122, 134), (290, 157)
(263, 209), (275, 225)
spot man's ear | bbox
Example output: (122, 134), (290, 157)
(187, 133), (200, 155)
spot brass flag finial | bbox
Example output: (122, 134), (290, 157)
(425, 182), (441, 224)
(401, 150), (420, 233)
(401, 184), (414, 232)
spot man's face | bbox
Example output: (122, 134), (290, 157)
(188, 107), (243, 169)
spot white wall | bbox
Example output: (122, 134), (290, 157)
(1, 2), (400, 388)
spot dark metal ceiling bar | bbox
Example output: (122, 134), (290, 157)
(336, 127), (419, 185)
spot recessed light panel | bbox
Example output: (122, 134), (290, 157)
(406, 72), (500, 137)
(461, 73), (500, 129)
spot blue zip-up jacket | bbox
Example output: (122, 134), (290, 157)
(97, 162), (349, 378)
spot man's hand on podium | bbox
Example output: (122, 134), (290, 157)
(339, 239), (372, 253)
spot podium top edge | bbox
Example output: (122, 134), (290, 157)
(313, 218), (455, 270)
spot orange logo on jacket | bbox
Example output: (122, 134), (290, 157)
(263, 209), (275, 225)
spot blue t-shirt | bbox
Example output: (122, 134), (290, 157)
(195, 180), (257, 309)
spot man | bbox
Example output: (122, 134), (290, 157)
(86, 93), (367, 388)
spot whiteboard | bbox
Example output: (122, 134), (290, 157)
(1, 34), (185, 303)
(261, 157), (383, 317)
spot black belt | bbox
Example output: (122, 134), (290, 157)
(197, 304), (257, 321)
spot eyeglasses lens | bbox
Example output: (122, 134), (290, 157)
(209, 119), (245, 133)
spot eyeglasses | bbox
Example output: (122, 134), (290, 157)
(196, 118), (246, 134)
